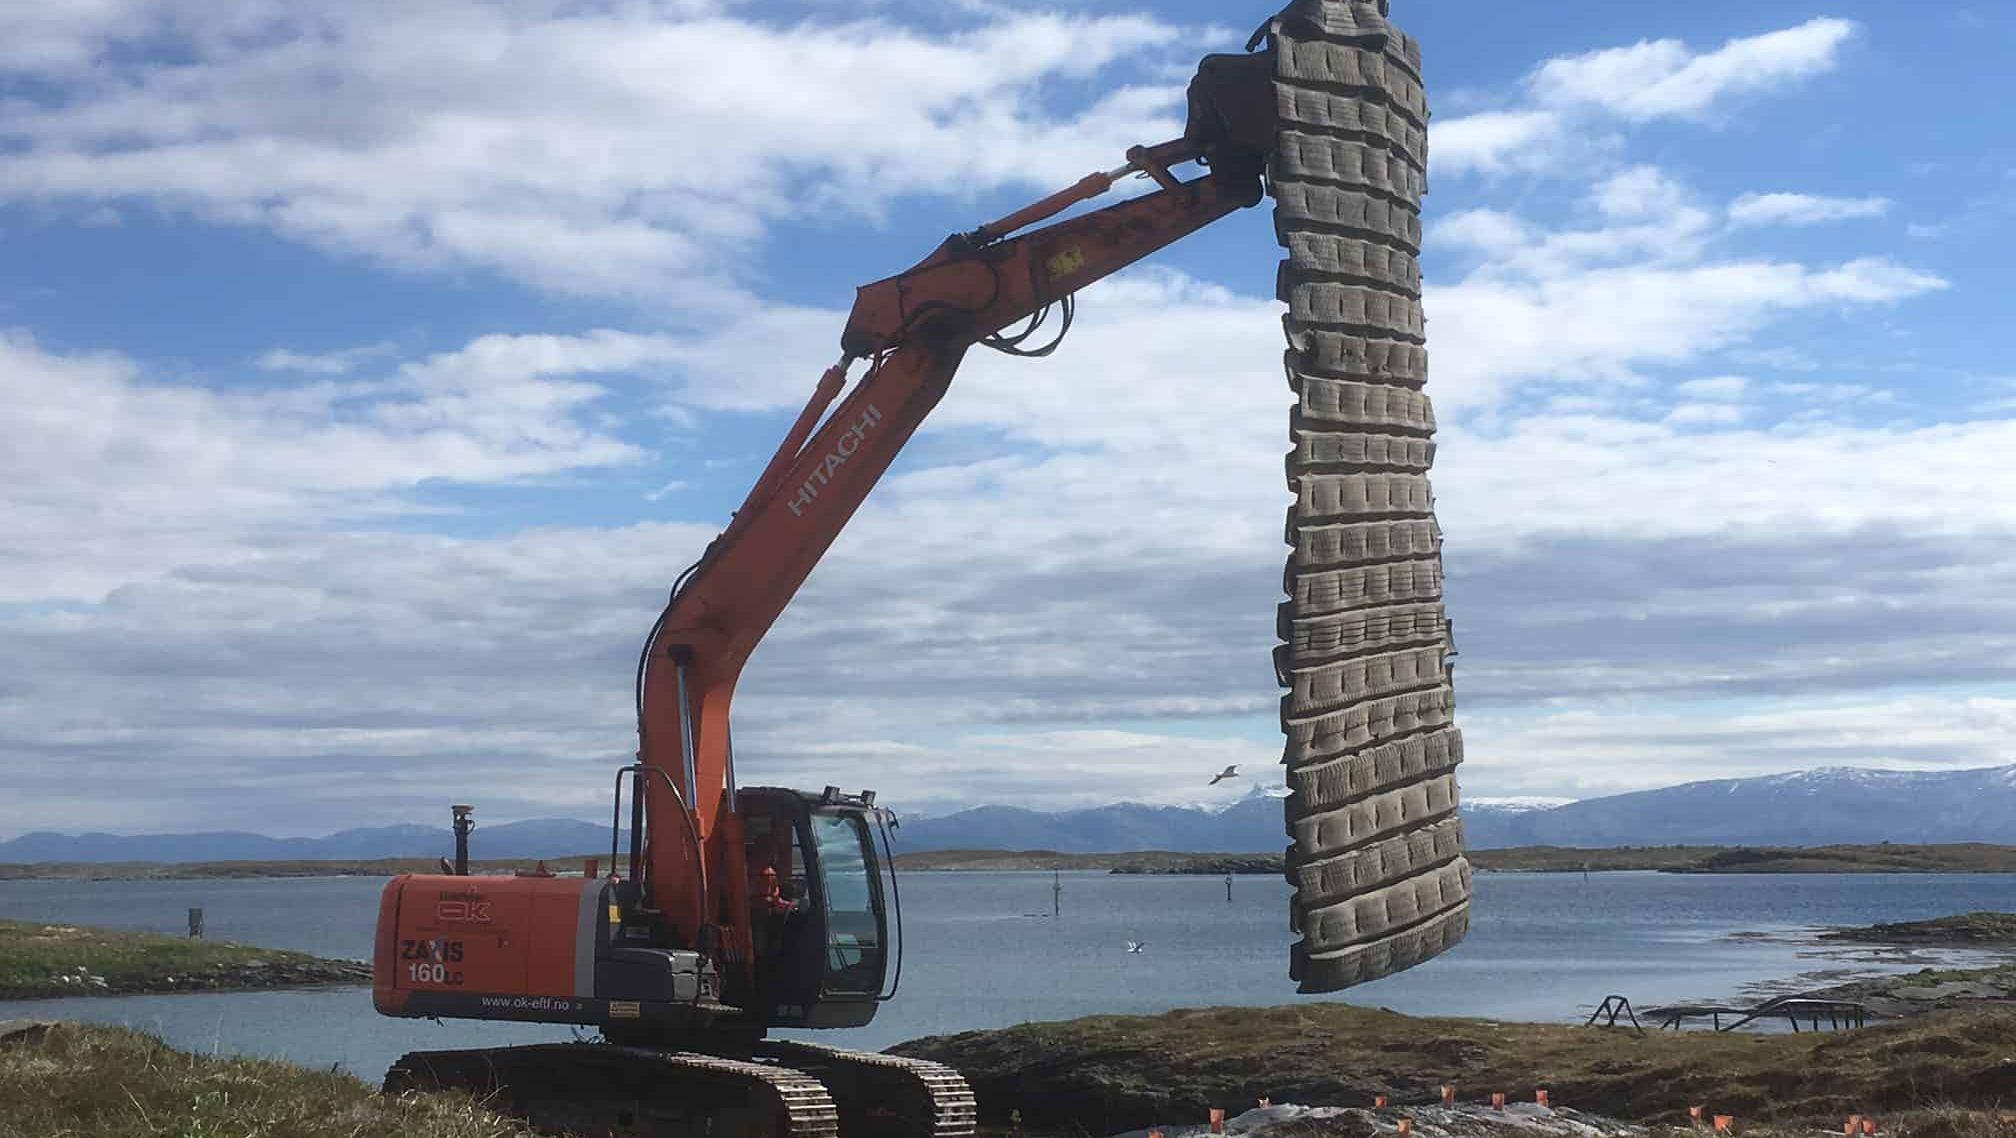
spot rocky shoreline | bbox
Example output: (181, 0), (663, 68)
(0, 919), (371, 1000)
(1818, 911), (2016, 948)
(3, 956), (374, 999)
(891, 1002), (2016, 1136)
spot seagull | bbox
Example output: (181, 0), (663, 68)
(1126, 941), (1147, 953)
(1209, 765), (1240, 786)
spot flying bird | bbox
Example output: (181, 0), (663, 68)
(1125, 941), (1147, 954)
(1209, 765), (1240, 786)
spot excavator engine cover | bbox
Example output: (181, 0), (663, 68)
(1265, 0), (1472, 993)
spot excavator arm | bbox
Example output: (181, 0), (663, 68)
(635, 129), (1272, 976)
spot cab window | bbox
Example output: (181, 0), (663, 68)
(808, 812), (885, 995)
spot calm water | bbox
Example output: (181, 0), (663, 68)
(3, 870), (2012, 1080)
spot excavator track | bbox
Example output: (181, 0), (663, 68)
(1265, 0), (1472, 994)
(757, 1040), (978, 1138)
(383, 1043), (841, 1138)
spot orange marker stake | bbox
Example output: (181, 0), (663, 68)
(1536, 1090), (1550, 1108)
(1845, 1117), (1861, 1136)
(1689, 1107), (1705, 1123)
(1398, 1120), (1413, 1136)
(1714, 1115), (1734, 1133)
(1441, 1086), (1456, 1106)
(1491, 1094), (1506, 1110)
(1209, 1108), (1226, 1135)
(1862, 1121), (1877, 1135)
(1375, 1096), (1390, 1109)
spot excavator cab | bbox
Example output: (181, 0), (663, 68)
(739, 786), (900, 1030)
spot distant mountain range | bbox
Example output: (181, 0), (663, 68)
(891, 765), (2016, 852)
(1461, 765), (2016, 849)
(0, 818), (617, 865)
(6, 765), (2016, 863)
(891, 793), (1290, 855)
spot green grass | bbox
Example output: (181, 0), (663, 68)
(1880, 965), (2016, 989)
(10, 1022), (2016, 1138)
(0, 920), (367, 999)
(896, 1003), (2016, 1135)
(0, 1023), (534, 1138)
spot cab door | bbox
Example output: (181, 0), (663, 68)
(804, 809), (887, 1001)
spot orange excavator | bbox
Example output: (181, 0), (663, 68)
(369, 38), (1284, 1138)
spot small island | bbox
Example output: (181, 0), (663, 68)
(0, 919), (370, 999)
(1819, 911), (2016, 946)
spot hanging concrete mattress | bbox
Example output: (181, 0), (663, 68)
(1264, 0), (1470, 993)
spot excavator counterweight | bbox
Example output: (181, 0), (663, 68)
(370, 1), (1465, 1132)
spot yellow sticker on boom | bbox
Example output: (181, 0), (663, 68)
(1046, 246), (1086, 279)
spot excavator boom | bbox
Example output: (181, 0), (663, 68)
(636, 161), (1266, 974)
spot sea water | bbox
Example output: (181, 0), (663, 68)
(2, 870), (2012, 1079)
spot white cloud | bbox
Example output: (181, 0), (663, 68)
(1663, 402), (1744, 427)
(0, 330), (651, 604)
(1430, 110), (1566, 177)
(0, 7), (2006, 835)
(1531, 18), (1859, 122)
(1430, 209), (1535, 257)
(4, 258), (2012, 833)
(2, 260), (2014, 832)
(1729, 192), (1892, 227)
(256, 343), (396, 376)
(1466, 697), (2016, 799)
(1430, 252), (1945, 410)
(1676, 376), (1749, 400)
(1592, 166), (1693, 220)
(0, 2), (1195, 300)
(1432, 18), (1857, 182)
(1439, 414), (2016, 545)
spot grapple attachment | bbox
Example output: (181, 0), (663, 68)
(1183, 49), (1279, 182)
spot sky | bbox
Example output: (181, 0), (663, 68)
(2, 0), (2013, 838)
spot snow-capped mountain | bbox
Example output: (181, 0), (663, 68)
(1461, 765), (2016, 849)
(10, 765), (2016, 862)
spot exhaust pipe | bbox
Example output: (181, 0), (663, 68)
(451, 805), (474, 876)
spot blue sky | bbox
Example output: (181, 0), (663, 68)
(2, 0), (2012, 837)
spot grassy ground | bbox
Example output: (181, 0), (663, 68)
(10, 1011), (2016, 1137)
(0, 1022), (533, 1138)
(0, 919), (369, 999)
(893, 1002), (2016, 1135)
